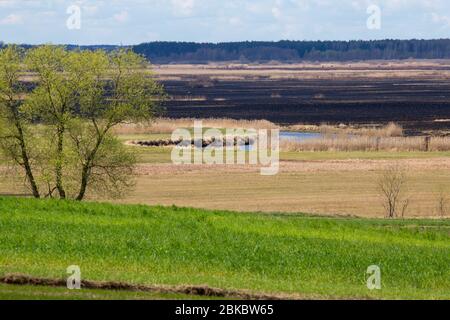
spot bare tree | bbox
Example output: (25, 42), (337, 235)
(377, 164), (408, 218)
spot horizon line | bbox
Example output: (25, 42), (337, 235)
(2, 38), (450, 47)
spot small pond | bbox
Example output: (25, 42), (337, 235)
(280, 131), (323, 142)
(240, 131), (324, 151)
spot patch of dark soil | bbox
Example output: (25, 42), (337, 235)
(161, 78), (450, 133)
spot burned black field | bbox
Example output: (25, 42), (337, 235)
(161, 76), (450, 133)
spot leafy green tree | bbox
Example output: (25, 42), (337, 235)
(68, 120), (136, 199)
(66, 48), (165, 200)
(0, 45), (164, 201)
(24, 45), (77, 199)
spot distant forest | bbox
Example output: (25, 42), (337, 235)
(133, 39), (450, 63)
(2, 39), (450, 63)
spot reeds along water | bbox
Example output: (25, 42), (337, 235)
(113, 118), (279, 134)
(280, 136), (450, 152)
(317, 122), (404, 137)
(284, 122), (404, 137)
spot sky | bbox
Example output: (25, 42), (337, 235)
(0, 0), (450, 45)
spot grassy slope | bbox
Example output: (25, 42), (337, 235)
(0, 197), (448, 300)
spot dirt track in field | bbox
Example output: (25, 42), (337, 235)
(0, 274), (321, 300)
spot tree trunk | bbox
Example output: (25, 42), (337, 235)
(76, 165), (90, 201)
(75, 132), (104, 201)
(55, 125), (66, 199)
(11, 107), (40, 198)
(16, 121), (40, 198)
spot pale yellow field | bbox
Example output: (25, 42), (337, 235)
(153, 61), (450, 80)
(2, 123), (450, 218)
(2, 142), (450, 218)
(112, 157), (450, 218)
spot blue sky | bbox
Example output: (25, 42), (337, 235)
(1, 0), (450, 45)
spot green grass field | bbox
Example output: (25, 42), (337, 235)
(0, 197), (448, 300)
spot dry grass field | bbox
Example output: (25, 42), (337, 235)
(115, 158), (450, 218)
(2, 123), (449, 218)
(113, 118), (278, 135)
(2, 152), (449, 218)
(110, 119), (450, 218)
(280, 136), (450, 152)
(153, 61), (450, 80)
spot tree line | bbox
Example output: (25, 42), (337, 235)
(0, 45), (165, 200)
(3, 39), (450, 63)
(132, 39), (450, 63)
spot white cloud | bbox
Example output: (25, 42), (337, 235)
(83, 5), (99, 16)
(228, 16), (242, 27)
(113, 10), (129, 23)
(171, 0), (195, 16)
(246, 2), (266, 14)
(271, 0), (284, 20)
(0, 0), (18, 8)
(0, 13), (22, 25)
(431, 12), (450, 27)
(271, 6), (282, 19)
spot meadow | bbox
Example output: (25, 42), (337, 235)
(0, 197), (448, 300)
(125, 160), (450, 217)
(1, 61), (450, 301)
(2, 124), (450, 217)
(112, 128), (450, 217)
